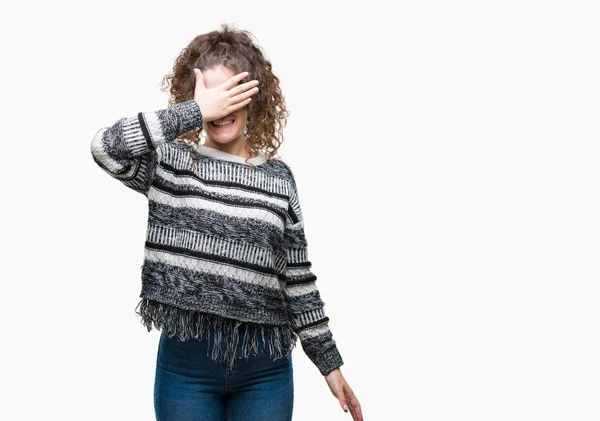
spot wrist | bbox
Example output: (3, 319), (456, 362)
(324, 367), (341, 378)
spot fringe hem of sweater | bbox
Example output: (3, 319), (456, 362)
(135, 298), (298, 372)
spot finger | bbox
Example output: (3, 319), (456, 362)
(344, 397), (355, 419)
(227, 79), (259, 96)
(351, 406), (362, 421)
(340, 400), (349, 413)
(220, 71), (250, 91)
(228, 85), (259, 106)
(351, 401), (363, 421)
(348, 399), (362, 421)
(348, 393), (363, 421)
(342, 386), (358, 418)
(226, 97), (252, 113)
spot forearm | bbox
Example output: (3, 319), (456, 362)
(282, 162), (344, 376)
(285, 250), (344, 376)
(90, 99), (202, 193)
(91, 99), (201, 163)
(288, 300), (344, 376)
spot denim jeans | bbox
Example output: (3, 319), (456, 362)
(154, 322), (294, 421)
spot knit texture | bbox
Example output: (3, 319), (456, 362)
(90, 100), (344, 376)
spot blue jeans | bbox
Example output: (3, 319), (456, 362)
(154, 323), (294, 421)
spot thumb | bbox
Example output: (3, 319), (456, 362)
(339, 399), (349, 413)
(193, 68), (205, 92)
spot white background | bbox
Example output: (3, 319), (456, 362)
(1, 0), (599, 420)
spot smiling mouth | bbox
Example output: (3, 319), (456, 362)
(210, 118), (236, 128)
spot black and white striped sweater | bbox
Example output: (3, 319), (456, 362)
(90, 99), (343, 376)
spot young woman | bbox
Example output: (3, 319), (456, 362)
(91, 24), (363, 421)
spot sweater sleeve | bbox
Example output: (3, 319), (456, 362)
(283, 168), (344, 376)
(90, 99), (202, 195)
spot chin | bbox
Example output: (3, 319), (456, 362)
(209, 131), (244, 144)
(209, 136), (236, 144)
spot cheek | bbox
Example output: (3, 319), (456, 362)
(235, 110), (248, 125)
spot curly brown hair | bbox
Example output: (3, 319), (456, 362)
(160, 23), (289, 162)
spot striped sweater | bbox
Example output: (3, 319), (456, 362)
(90, 99), (343, 376)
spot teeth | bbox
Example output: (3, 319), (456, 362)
(214, 120), (234, 127)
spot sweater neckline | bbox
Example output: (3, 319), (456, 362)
(195, 143), (267, 166)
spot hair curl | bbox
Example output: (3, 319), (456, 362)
(160, 23), (289, 163)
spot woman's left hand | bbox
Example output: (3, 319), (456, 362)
(325, 368), (363, 420)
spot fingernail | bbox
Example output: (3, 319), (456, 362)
(343, 405), (348, 412)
